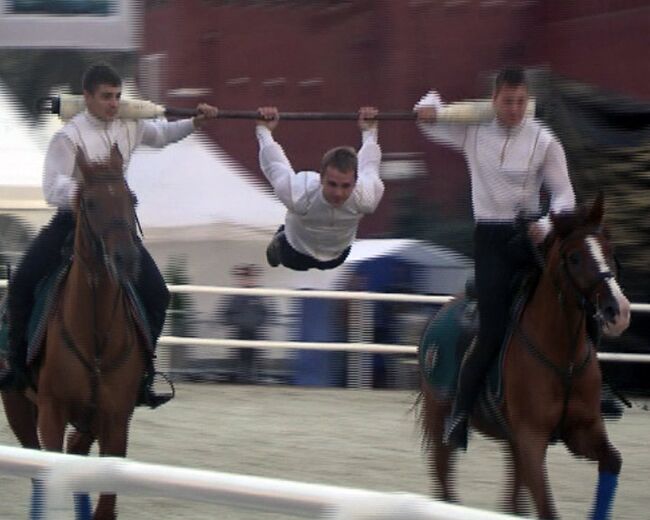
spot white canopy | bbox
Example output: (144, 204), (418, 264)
(127, 135), (285, 230)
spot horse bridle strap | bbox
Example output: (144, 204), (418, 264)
(560, 254), (614, 307)
(514, 322), (593, 384)
(78, 186), (139, 265)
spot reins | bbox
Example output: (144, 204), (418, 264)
(514, 230), (608, 438)
(57, 179), (140, 423)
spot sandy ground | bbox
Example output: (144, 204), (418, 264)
(0, 384), (649, 519)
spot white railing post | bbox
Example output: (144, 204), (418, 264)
(347, 299), (373, 389)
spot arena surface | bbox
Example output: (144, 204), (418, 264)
(0, 384), (648, 519)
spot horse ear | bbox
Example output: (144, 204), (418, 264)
(109, 143), (124, 173)
(587, 191), (605, 225)
(551, 211), (575, 239)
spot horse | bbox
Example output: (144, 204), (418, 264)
(2, 144), (147, 519)
(417, 194), (631, 519)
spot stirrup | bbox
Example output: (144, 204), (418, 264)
(443, 414), (469, 451)
(0, 360), (28, 391)
(0, 365), (14, 390)
(138, 371), (175, 409)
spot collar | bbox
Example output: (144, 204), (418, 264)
(317, 189), (350, 210)
(83, 110), (113, 130)
(491, 117), (527, 136)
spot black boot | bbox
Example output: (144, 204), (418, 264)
(0, 342), (29, 391)
(137, 365), (174, 409)
(0, 312), (30, 391)
(136, 320), (174, 410)
(265, 232), (283, 268)
(442, 412), (469, 451)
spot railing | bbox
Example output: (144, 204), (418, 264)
(1, 281), (649, 364)
(0, 444), (518, 520)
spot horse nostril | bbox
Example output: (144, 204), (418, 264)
(603, 305), (617, 323)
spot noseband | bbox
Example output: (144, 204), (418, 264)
(557, 231), (615, 313)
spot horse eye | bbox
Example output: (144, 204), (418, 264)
(568, 252), (580, 266)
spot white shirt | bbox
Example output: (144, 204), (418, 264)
(257, 125), (384, 262)
(43, 110), (196, 208)
(415, 91), (575, 233)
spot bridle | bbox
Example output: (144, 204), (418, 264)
(76, 178), (139, 274)
(56, 176), (141, 426)
(515, 226), (618, 438)
(558, 229), (616, 315)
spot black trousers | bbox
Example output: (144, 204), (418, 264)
(273, 225), (350, 271)
(7, 210), (170, 364)
(454, 223), (533, 415)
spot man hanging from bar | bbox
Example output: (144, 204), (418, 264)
(256, 106), (384, 271)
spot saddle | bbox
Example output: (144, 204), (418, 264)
(0, 260), (154, 370)
(420, 272), (538, 439)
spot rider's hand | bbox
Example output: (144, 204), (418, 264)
(193, 103), (218, 128)
(358, 106), (378, 131)
(257, 107), (279, 131)
(527, 221), (548, 246)
(415, 106), (437, 123)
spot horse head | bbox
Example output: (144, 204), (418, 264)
(75, 144), (140, 283)
(549, 193), (631, 337)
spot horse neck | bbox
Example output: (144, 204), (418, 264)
(65, 219), (124, 328)
(525, 261), (588, 363)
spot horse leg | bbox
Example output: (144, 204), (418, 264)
(36, 400), (67, 452)
(564, 423), (621, 520)
(512, 429), (558, 519)
(430, 418), (460, 502)
(502, 448), (530, 516)
(67, 430), (96, 520)
(421, 389), (459, 502)
(35, 401), (70, 517)
(1, 390), (39, 449)
(93, 416), (130, 520)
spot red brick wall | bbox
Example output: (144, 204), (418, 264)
(142, 0), (646, 236)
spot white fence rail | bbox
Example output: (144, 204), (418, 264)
(158, 336), (650, 364)
(0, 445), (517, 520)
(168, 284), (650, 312)
(2, 281), (649, 363)
(1, 280), (649, 311)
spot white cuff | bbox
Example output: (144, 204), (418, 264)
(256, 125), (275, 147)
(536, 215), (552, 238)
(362, 127), (378, 143)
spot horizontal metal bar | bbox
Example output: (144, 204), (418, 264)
(212, 110), (417, 121)
(160, 336), (650, 362)
(167, 284), (452, 304)
(1, 280), (649, 312)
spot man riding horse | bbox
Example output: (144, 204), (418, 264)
(0, 63), (217, 407)
(415, 67), (577, 449)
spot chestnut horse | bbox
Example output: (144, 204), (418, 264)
(3, 145), (147, 519)
(418, 195), (631, 519)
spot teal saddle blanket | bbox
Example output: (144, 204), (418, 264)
(419, 294), (515, 435)
(0, 262), (153, 366)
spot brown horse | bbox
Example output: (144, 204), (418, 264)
(3, 145), (146, 519)
(418, 195), (631, 519)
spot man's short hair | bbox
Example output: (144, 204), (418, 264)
(494, 67), (527, 93)
(320, 146), (358, 178)
(82, 63), (122, 94)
